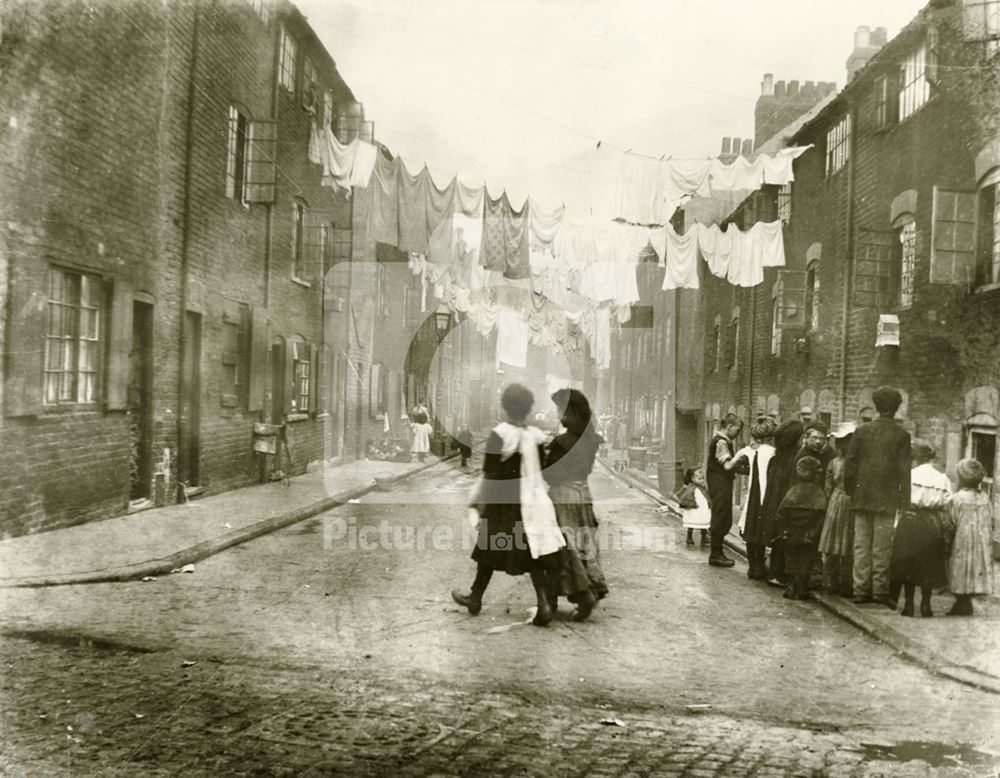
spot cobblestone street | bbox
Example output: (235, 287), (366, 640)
(2, 461), (999, 776)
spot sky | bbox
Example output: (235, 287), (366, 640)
(295, 0), (927, 213)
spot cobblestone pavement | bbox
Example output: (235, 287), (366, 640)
(2, 460), (999, 776)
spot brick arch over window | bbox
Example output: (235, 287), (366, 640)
(806, 242), (822, 263)
(965, 385), (1000, 421)
(799, 389), (817, 413)
(890, 189), (919, 227)
(975, 138), (1000, 184)
(856, 386), (909, 419)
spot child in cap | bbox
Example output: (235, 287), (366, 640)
(776, 455), (828, 600)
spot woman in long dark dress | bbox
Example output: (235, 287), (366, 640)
(889, 439), (952, 616)
(761, 419), (804, 585)
(544, 389), (609, 621)
(451, 384), (562, 626)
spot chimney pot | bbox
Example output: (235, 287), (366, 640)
(741, 139), (754, 156)
(721, 137), (732, 155)
(855, 25), (872, 49)
(803, 80), (815, 95)
(874, 26), (888, 46)
(775, 80), (786, 97)
(761, 73), (774, 96)
(788, 80), (800, 96)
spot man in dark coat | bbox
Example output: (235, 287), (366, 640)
(844, 386), (911, 607)
(795, 421), (833, 477)
(705, 413), (747, 567)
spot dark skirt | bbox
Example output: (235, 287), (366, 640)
(471, 502), (557, 576)
(549, 482), (609, 602)
(890, 508), (948, 588)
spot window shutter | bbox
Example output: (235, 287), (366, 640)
(284, 340), (295, 415)
(4, 256), (47, 416)
(244, 119), (277, 203)
(854, 230), (895, 308)
(247, 307), (268, 412)
(105, 277), (133, 411)
(931, 187), (977, 284)
(309, 342), (319, 416)
(775, 269), (807, 329)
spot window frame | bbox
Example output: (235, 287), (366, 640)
(899, 43), (931, 121)
(711, 315), (721, 373)
(728, 311), (740, 370)
(302, 55), (318, 111)
(825, 114), (851, 177)
(225, 105), (250, 203)
(805, 260), (821, 331)
(776, 183), (792, 223)
(975, 170), (1000, 289)
(289, 337), (310, 414)
(770, 296), (781, 356)
(44, 266), (103, 407)
(292, 200), (307, 280)
(897, 218), (918, 309)
(278, 25), (298, 94)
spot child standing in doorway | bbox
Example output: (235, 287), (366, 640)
(948, 458), (995, 616)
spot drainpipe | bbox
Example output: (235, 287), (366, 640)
(747, 285), (757, 417)
(838, 103), (858, 422)
(176, 3), (202, 495)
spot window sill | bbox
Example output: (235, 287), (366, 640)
(974, 281), (1000, 295)
(290, 276), (312, 289)
(41, 404), (103, 416)
(286, 412), (310, 422)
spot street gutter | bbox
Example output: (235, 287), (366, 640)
(598, 458), (1000, 696)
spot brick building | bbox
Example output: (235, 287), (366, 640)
(695, 0), (1000, 520)
(0, 0), (393, 536)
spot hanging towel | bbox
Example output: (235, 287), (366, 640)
(349, 139), (378, 188)
(754, 220), (786, 267)
(308, 123), (322, 165)
(398, 162), (430, 255)
(496, 307), (529, 367)
(491, 422), (566, 559)
(363, 153), (399, 246)
(481, 192), (506, 272)
(503, 193), (530, 280)
(661, 226), (700, 290)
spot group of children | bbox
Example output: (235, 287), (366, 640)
(675, 418), (995, 616)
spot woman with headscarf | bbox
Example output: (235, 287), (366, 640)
(543, 388), (609, 621)
(888, 439), (952, 617)
(451, 384), (565, 626)
(760, 419), (805, 585)
(737, 418), (777, 580)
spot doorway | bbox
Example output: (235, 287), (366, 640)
(128, 301), (154, 501)
(178, 311), (202, 490)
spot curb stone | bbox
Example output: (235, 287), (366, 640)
(598, 459), (1000, 696)
(0, 454), (458, 589)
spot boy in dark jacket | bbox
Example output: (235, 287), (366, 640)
(776, 456), (828, 600)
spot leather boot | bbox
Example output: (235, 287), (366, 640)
(530, 571), (553, 626)
(451, 589), (483, 615)
(572, 590), (598, 622)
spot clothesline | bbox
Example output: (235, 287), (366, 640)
(307, 123), (793, 366)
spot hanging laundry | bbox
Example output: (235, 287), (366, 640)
(593, 306), (612, 369)
(350, 140), (378, 188)
(754, 220), (786, 267)
(615, 146), (811, 225)
(496, 307), (529, 368)
(397, 162), (430, 255)
(696, 221), (786, 287)
(427, 180), (484, 269)
(481, 192), (506, 272)
(316, 128), (379, 192)
(308, 123), (322, 165)
(363, 153), (399, 246)
(503, 194), (530, 280)
(661, 226), (700, 290)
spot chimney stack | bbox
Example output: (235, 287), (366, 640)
(847, 24), (887, 82)
(761, 73), (774, 96)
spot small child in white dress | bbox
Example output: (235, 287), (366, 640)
(674, 467), (711, 547)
